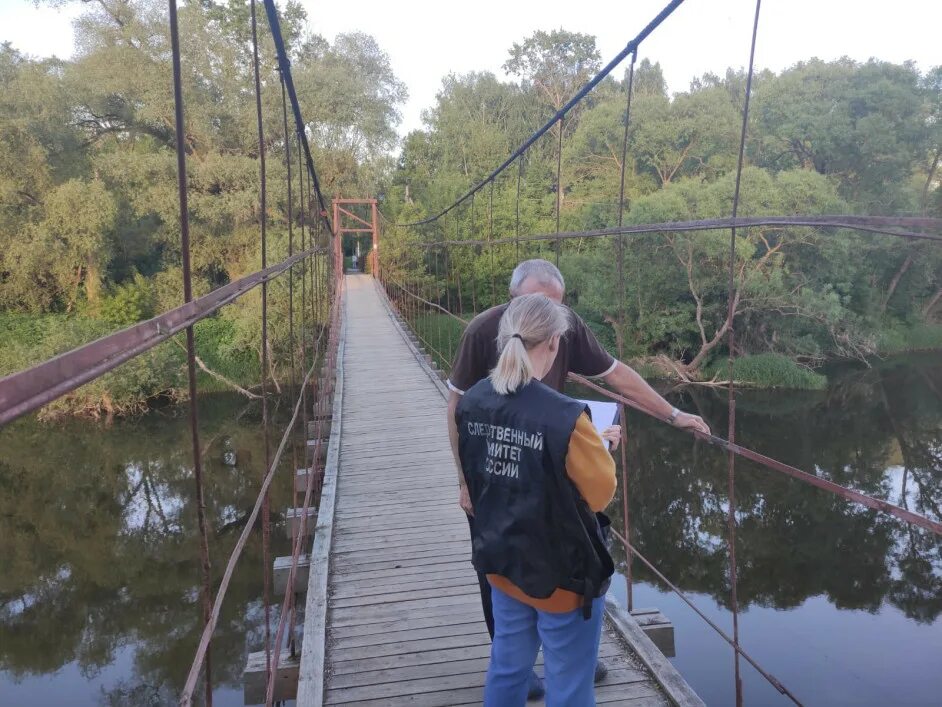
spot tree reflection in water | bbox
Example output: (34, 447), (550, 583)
(599, 355), (942, 619)
(0, 393), (293, 705)
(593, 354), (941, 704)
(0, 358), (939, 705)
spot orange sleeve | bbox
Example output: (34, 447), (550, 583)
(565, 412), (617, 512)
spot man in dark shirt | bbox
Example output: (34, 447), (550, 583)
(446, 259), (710, 698)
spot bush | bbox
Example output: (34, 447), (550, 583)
(193, 317), (260, 387)
(704, 353), (827, 390)
(0, 313), (182, 418)
(100, 273), (155, 326)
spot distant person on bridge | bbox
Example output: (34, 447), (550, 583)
(446, 259), (710, 700)
(455, 292), (617, 706)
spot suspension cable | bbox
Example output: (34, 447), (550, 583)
(168, 1), (213, 704)
(724, 3), (763, 702)
(409, 215), (942, 248)
(261, 0), (333, 233)
(394, 0), (687, 226)
(249, 0), (274, 678)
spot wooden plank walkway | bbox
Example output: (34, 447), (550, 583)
(311, 274), (674, 706)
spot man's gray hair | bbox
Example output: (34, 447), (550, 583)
(508, 259), (565, 296)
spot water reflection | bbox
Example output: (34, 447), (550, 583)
(1, 357), (939, 705)
(0, 394), (293, 706)
(591, 354), (942, 704)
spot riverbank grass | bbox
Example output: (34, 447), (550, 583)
(877, 323), (942, 355)
(704, 353), (828, 390)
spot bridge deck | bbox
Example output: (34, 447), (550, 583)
(316, 275), (670, 706)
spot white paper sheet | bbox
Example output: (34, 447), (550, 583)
(576, 399), (619, 449)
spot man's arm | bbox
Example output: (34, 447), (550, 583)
(603, 361), (711, 435)
(448, 390), (474, 515)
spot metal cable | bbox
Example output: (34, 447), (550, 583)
(291, 126), (307, 657)
(168, 1), (213, 704)
(395, 0), (687, 226)
(266, 281), (342, 706)
(610, 528), (803, 705)
(555, 117), (563, 266)
(725, 3), (763, 702)
(281, 73), (299, 525)
(249, 0), (273, 675)
(568, 373), (942, 535)
(261, 0), (333, 234)
(616, 51), (637, 229)
(179, 317), (330, 705)
(407, 216), (942, 248)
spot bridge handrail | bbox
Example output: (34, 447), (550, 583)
(409, 215), (942, 247)
(0, 246), (327, 427)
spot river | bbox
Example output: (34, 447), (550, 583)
(588, 353), (942, 706)
(1, 355), (940, 705)
(0, 393), (295, 706)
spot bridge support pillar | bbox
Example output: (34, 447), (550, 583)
(631, 608), (675, 657)
(243, 648), (299, 705)
(295, 467), (316, 494)
(306, 436), (328, 460)
(285, 507), (317, 539)
(273, 553), (310, 595)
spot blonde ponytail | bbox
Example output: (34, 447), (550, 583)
(490, 294), (570, 395)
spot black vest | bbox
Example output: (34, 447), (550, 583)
(457, 378), (614, 618)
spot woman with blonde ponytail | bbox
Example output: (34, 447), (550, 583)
(489, 293), (570, 395)
(456, 293), (618, 706)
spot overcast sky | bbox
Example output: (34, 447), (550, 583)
(2, 0), (940, 140)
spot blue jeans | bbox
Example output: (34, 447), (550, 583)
(484, 585), (604, 707)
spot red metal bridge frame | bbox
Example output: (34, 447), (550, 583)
(332, 197), (379, 277)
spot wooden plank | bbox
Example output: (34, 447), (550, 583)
(284, 506), (317, 540)
(328, 636), (627, 676)
(273, 553), (310, 595)
(333, 486), (460, 502)
(295, 288), (347, 707)
(326, 656), (491, 691)
(632, 608), (675, 658)
(333, 490), (458, 505)
(330, 538), (470, 558)
(297, 278), (680, 707)
(337, 444), (450, 459)
(330, 565), (473, 591)
(331, 573), (478, 601)
(605, 598), (705, 707)
(330, 619), (488, 650)
(330, 583), (479, 610)
(328, 549), (472, 573)
(244, 649), (298, 705)
(329, 594), (481, 623)
(331, 529), (469, 552)
(335, 497), (455, 512)
(333, 512), (463, 534)
(325, 670), (484, 704)
(330, 632), (492, 664)
(335, 466), (456, 482)
(328, 644), (493, 676)
(334, 500), (455, 516)
(327, 595), (481, 627)
(334, 495), (455, 510)
(327, 611), (485, 641)
(326, 666), (650, 703)
(592, 682), (666, 704)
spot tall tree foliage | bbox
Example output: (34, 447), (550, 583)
(0, 0), (405, 414)
(387, 34), (942, 382)
(1, 0), (405, 318)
